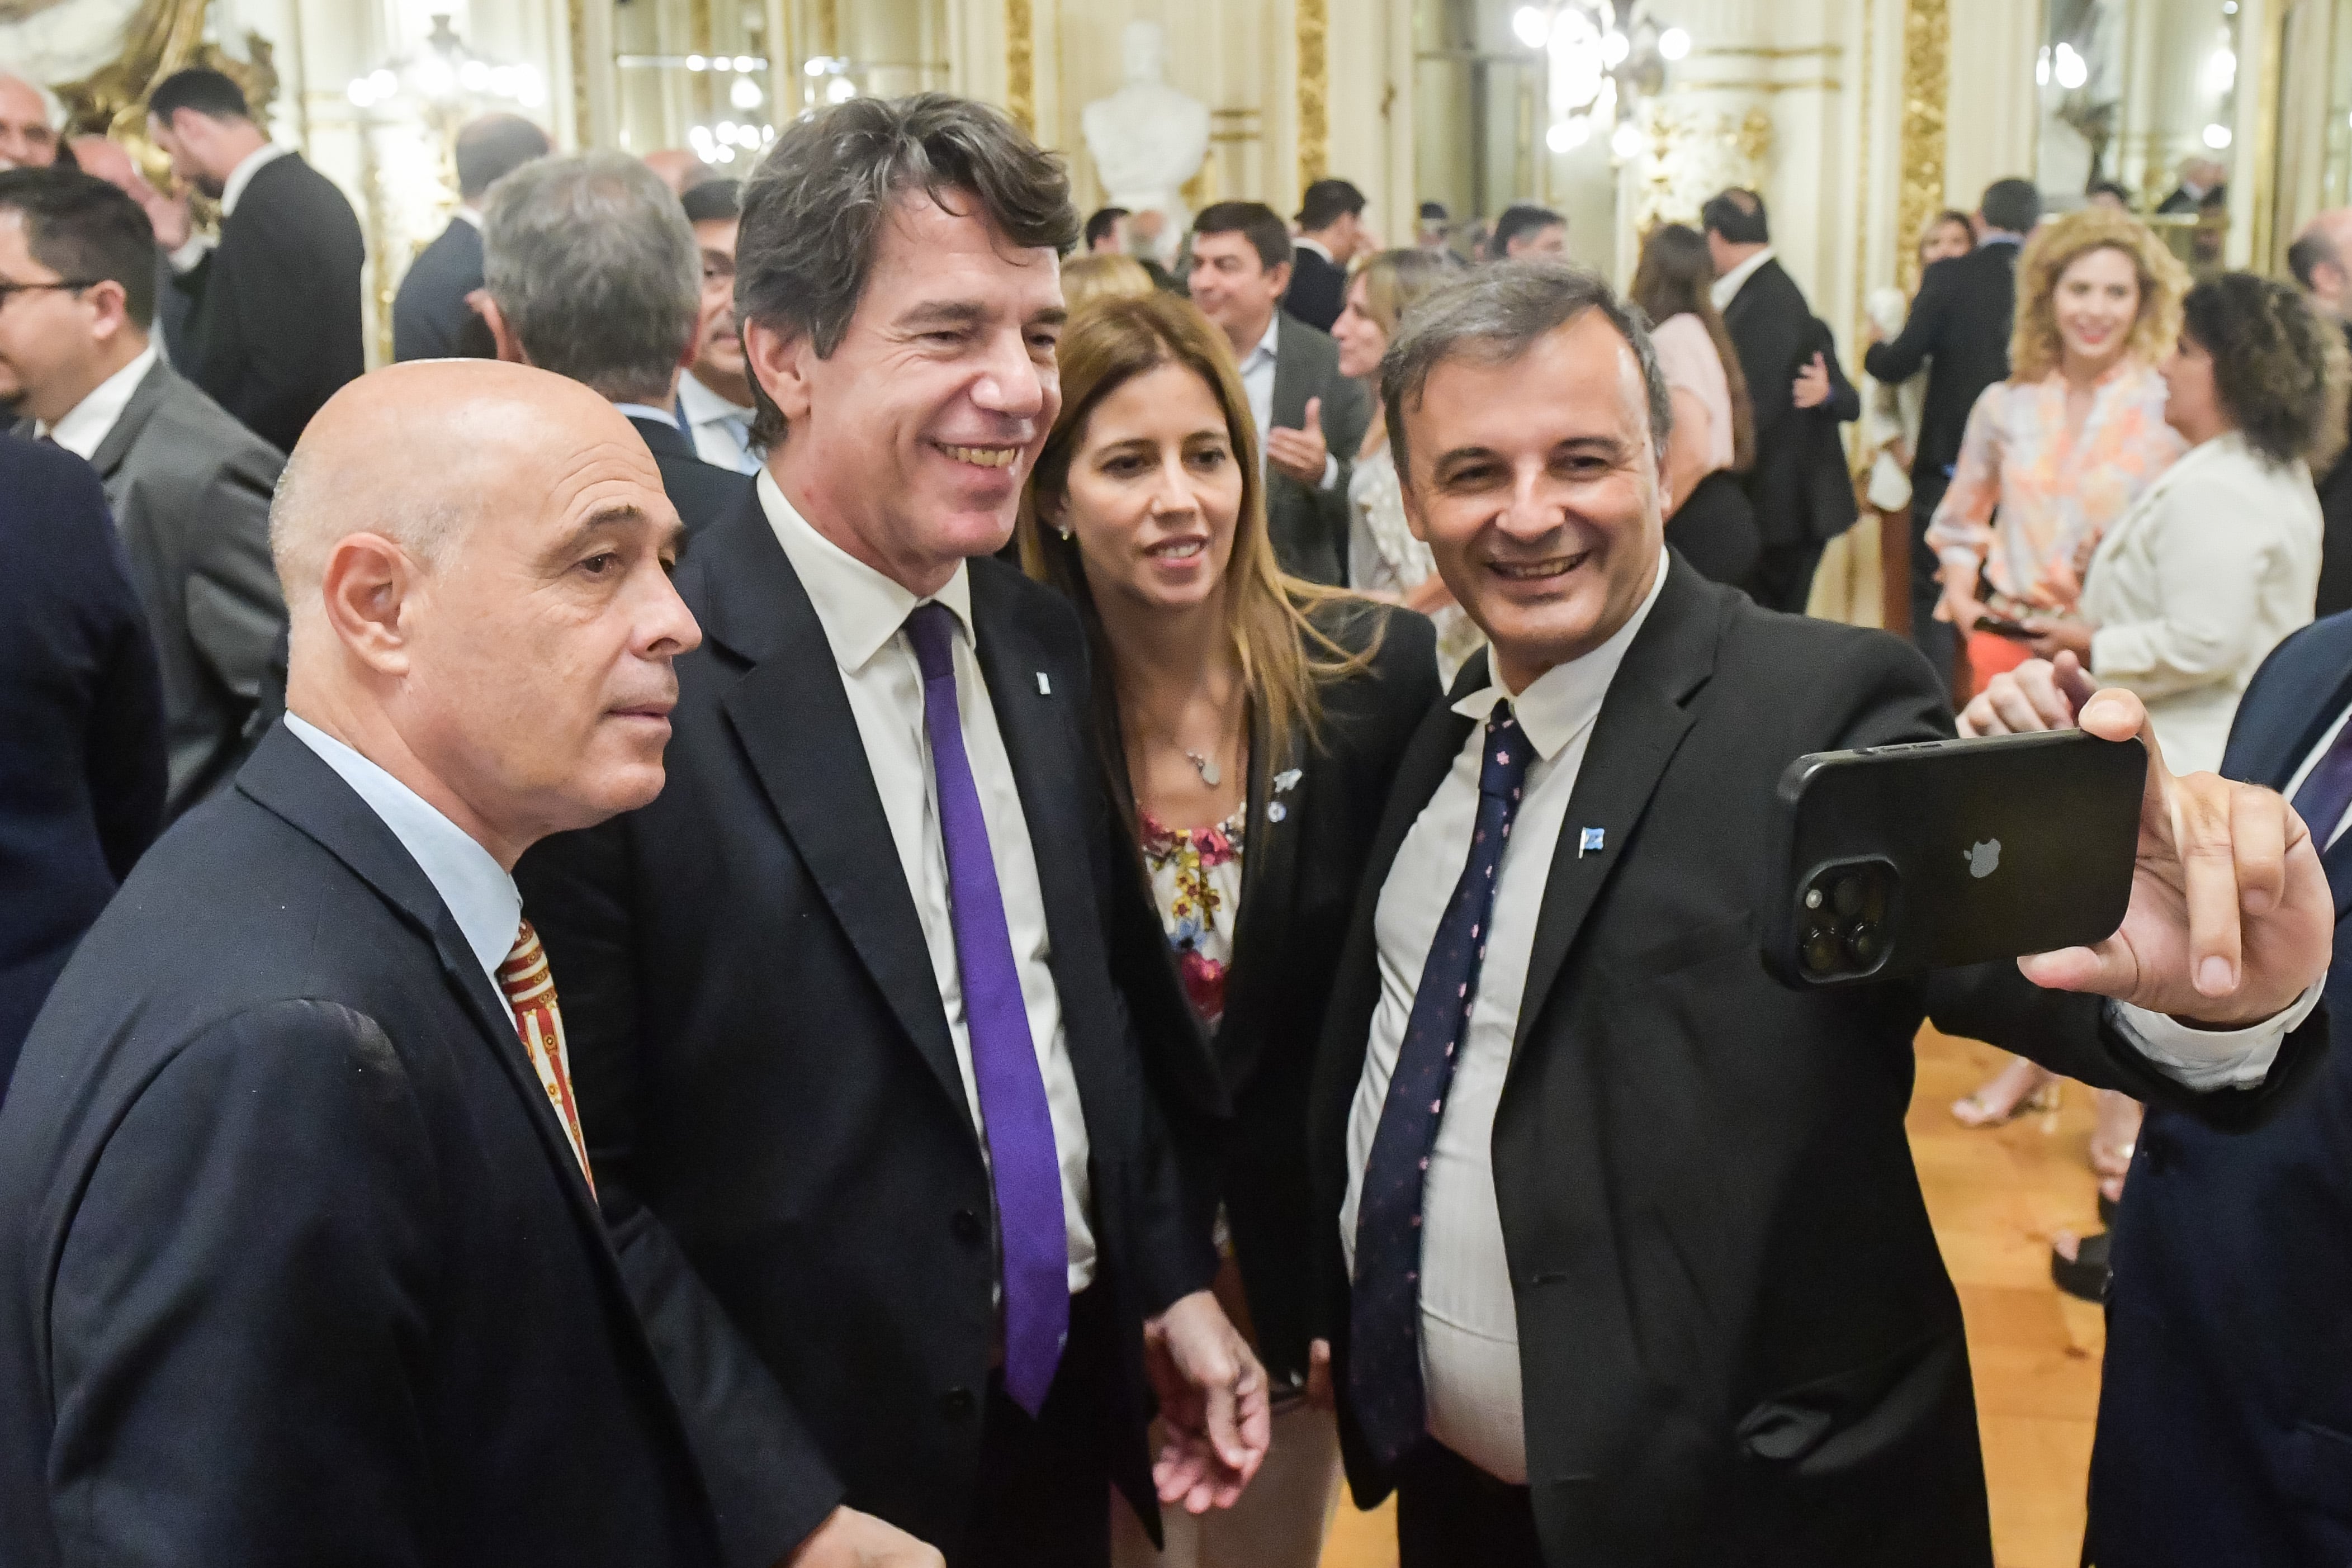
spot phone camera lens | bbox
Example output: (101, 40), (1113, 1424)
(1832, 876), (1866, 918)
(1802, 927), (1839, 974)
(1848, 925), (1880, 964)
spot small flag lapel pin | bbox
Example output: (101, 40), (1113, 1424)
(1578, 827), (1606, 858)
(1035, 672), (1052, 695)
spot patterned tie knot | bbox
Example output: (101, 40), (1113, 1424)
(904, 600), (959, 684)
(498, 919), (555, 1010)
(1479, 705), (1537, 801)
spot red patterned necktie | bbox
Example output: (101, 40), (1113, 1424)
(498, 918), (595, 1195)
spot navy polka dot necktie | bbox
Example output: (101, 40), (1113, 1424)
(1350, 704), (1537, 1468)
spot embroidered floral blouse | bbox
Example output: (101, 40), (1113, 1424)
(1924, 361), (2184, 610)
(1138, 806), (1246, 1027)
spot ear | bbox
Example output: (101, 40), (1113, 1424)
(318, 532), (423, 679)
(1269, 259), (1293, 295)
(743, 316), (815, 427)
(84, 278), (134, 345)
(473, 292), (529, 366)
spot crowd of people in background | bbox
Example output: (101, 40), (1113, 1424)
(1, 59), (2350, 1568)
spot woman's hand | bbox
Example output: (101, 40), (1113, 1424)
(2026, 618), (2095, 661)
(1934, 558), (1984, 630)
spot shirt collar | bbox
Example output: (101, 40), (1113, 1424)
(1979, 231), (2024, 248)
(1449, 547), (1670, 761)
(454, 204), (484, 230)
(610, 400), (676, 428)
(220, 142), (290, 217)
(1709, 247), (1774, 311)
(755, 467), (976, 674)
(37, 342), (157, 459)
(1240, 311), (1281, 371)
(282, 712), (522, 984)
(1294, 236), (1333, 262)
(676, 368), (754, 426)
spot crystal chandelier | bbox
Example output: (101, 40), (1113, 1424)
(1510, 0), (1690, 163)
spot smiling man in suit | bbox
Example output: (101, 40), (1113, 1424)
(516, 93), (1267, 1568)
(0, 361), (722, 1566)
(392, 112), (550, 362)
(1308, 262), (2332, 1567)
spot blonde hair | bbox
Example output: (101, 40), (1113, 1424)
(1018, 292), (1372, 763)
(1058, 253), (1156, 312)
(2009, 208), (2188, 383)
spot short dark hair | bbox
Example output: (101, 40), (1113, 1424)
(0, 168), (158, 328)
(679, 177), (741, 225)
(1979, 177), (2041, 235)
(1192, 201), (1291, 272)
(2289, 229), (2340, 292)
(148, 67), (250, 124)
(1381, 260), (1672, 485)
(2181, 272), (2346, 467)
(737, 92), (1078, 447)
(1700, 188), (1769, 245)
(1297, 178), (1366, 231)
(2086, 179), (2133, 206)
(1487, 203), (1564, 260)
(1418, 200), (1449, 222)
(1083, 205), (1129, 249)
(455, 113), (551, 200)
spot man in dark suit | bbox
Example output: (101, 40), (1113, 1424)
(1189, 200), (1371, 585)
(145, 68), (364, 455)
(477, 149), (751, 533)
(1285, 178), (1371, 332)
(515, 94), (1266, 1568)
(1308, 262), (2332, 1567)
(0, 168), (285, 817)
(0, 361), (726, 1566)
(2156, 156), (2227, 214)
(1484, 203), (1566, 262)
(393, 113), (550, 362)
(2287, 208), (2352, 618)
(1704, 187), (1861, 614)
(0, 434), (162, 1089)
(1865, 177), (2037, 690)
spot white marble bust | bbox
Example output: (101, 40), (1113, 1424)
(1081, 22), (1209, 264)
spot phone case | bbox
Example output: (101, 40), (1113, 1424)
(1763, 730), (2146, 988)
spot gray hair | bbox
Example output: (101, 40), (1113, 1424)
(0, 73), (67, 133)
(481, 150), (698, 405)
(1381, 259), (1673, 484)
(736, 92), (1078, 446)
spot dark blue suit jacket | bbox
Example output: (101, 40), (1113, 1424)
(0, 436), (163, 1090)
(392, 217), (484, 362)
(2088, 609), (2352, 1564)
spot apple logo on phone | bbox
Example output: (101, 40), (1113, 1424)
(1965, 839), (2002, 879)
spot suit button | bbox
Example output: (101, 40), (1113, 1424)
(941, 1386), (976, 1422)
(952, 1209), (985, 1244)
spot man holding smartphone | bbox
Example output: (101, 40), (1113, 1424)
(1307, 263), (2332, 1568)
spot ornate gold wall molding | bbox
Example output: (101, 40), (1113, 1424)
(1895, 0), (1949, 295)
(568, 0), (591, 148)
(1005, 0), (1034, 135)
(1692, 43), (1843, 61)
(1298, 0), (1328, 188)
(54, 0), (273, 141)
(1636, 104), (1771, 231)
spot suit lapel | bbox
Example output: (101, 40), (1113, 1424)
(1509, 561), (1723, 1068)
(1269, 321), (1308, 431)
(695, 499), (974, 1130)
(1219, 700), (1307, 1086)
(86, 359), (172, 481)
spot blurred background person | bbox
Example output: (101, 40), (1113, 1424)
(641, 146), (715, 195)
(1412, 201), (1463, 268)
(2156, 156), (2227, 215)
(1630, 221), (1759, 589)
(392, 113), (550, 363)
(1482, 202), (1564, 262)
(0, 168), (285, 818)
(674, 177), (761, 474)
(145, 68), (365, 456)
(0, 72), (61, 171)
(0, 432), (162, 1092)
(1016, 290), (1436, 1568)
(1332, 247), (1479, 678)
(2287, 206), (2352, 618)
(1086, 205), (1132, 255)
(1064, 253), (1158, 312)
(1285, 178), (1371, 332)
(1866, 180), (2039, 686)
(1859, 210), (1975, 594)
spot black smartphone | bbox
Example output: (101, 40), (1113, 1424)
(1974, 612), (2037, 640)
(1763, 729), (2146, 988)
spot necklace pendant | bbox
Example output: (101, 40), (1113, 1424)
(1186, 750), (1221, 788)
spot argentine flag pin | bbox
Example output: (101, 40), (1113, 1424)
(1578, 827), (1606, 858)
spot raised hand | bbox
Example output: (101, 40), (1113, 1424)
(1266, 395), (1329, 486)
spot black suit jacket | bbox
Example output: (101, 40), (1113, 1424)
(174, 152), (366, 454)
(1721, 259), (1860, 547)
(627, 413), (756, 534)
(514, 489), (1216, 1567)
(1266, 317), (1373, 586)
(1284, 247), (1348, 333)
(392, 216), (485, 362)
(1862, 240), (2020, 490)
(0, 437), (163, 1088)
(2088, 610), (2352, 1566)
(0, 727), (721, 1567)
(2313, 323), (2352, 619)
(1101, 601), (1438, 1387)
(1307, 553), (2325, 1566)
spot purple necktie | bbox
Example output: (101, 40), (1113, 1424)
(2292, 714), (2352, 861)
(904, 601), (1069, 1414)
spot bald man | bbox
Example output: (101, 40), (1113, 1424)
(0, 362), (730, 1568)
(0, 74), (61, 171)
(2291, 209), (2352, 618)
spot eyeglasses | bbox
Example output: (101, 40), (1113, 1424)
(0, 278), (100, 309)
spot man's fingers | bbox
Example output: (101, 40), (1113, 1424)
(1202, 1365), (1241, 1468)
(2017, 935), (2137, 996)
(2174, 776), (2246, 996)
(1303, 395), (1322, 433)
(2228, 781), (2289, 917)
(2052, 650), (2098, 710)
(1986, 674), (2056, 735)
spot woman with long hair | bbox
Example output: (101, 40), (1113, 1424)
(1627, 222), (1761, 586)
(1019, 291), (1438, 1568)
(1329, 247), (1483, 679)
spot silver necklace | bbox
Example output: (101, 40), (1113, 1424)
(1184, 750), (1222, 788)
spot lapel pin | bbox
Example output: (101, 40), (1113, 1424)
(1035, 672), (1051, 695)
(1274, 768), (1302, 793)
(1578, 827), (1606, 858)
(1266, 802), (1288, 823)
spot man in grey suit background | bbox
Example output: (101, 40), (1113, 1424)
(1189, 201), (1370, 585)
(393, 113), (551, 362)
(0, 168), (285, 816)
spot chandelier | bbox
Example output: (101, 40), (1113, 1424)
(346, 13), (545, 113)
(1510, 0), (1690, 162)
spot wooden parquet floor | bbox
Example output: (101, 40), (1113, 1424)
(1319, 1024), (2109, 1568)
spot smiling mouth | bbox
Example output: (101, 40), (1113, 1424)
(1146, 537), (1208, 560)
(938, 443), (1020, 470)
(1488, 549), (1593, 582)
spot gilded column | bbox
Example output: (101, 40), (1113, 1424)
(1896, 0), (1949, 295)
(568, 0), (593, 149)
(1298, 0), (1329, 188)
(1006, 0), (1035, 136)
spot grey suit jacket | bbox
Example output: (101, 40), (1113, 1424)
(1266, 315), (1371, 586)
(38, 359), (286, 817)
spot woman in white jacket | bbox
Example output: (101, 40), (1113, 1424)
(2026, 272), (2344, 774)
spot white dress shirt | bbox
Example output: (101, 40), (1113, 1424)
(676, 370), (762, 473)
(1238, 312), (1340, 490)
(756, 470), (1098, 1292)
(168, 143), (291, 273)
(35, 343), (157, 459)
(1708, 245), (1774, 312)
(284, 714), (521, 985)
(1341, 549), (2311, 1483)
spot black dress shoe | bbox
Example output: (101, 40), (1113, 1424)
(2052, 1230), (2111, 1302)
